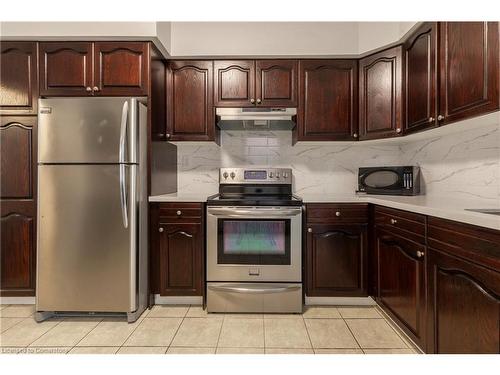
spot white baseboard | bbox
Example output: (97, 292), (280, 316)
(154, 295), (202, 305)
(305, 296), (376, 306)
(0, 297), (35, 305)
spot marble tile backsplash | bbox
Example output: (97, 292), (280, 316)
(174, 121), (500, 202)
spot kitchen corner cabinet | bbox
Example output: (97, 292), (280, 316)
(439, 22), (499, 125)
(166, 60), (215, 141)
(305, 204), (368, 297)
(295, 60), (358, 142)
(150, 203), (204, 296)
(39, 42), (149, 96)
(0, 42), (39, 115)
(426, 217), (500, 354)
(214, 60), (297, 107)
(374, 206), (426, 349)
(359, 46), (403, 140)
(0, 116), (37, 296)
(404, 22), (438, 134)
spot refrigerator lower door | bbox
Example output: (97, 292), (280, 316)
(37, 164), (137, 313)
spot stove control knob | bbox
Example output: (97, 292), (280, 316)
(230, 172), (236, 179)
(269, 172), (274, 178)
(283, 172), (289, 179)
(276, 172), (280, 179)
(223, 172), (229, 179)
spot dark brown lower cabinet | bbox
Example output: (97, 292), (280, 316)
(375, 228), (426, 349)
(306, 224), (367, 297)
(150, 203), (204, 297)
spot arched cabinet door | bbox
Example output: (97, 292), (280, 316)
(359, 46), (403, 140)
(159, 223), (203, 296)
(256, 60), (297, 107)
(306, 224), (367, 297)
(94, 42), (149, 96)
(0, 42), (38, 114)
(214, 60), (255, 107)
(39, 42), (93, 96)
(427, 248), (500, 354)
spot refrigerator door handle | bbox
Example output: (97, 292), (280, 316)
(119, 101), (129, 164)
(120, 164), (128, 228)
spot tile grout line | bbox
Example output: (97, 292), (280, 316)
(23, 315), (66, 349)
(341, 317), (364, 354)
(164, 305), (190, 354)
(302, 316), (315, 353)
(373, 306), (416, 350)
(213, 311), (225, 353)
(70, 317), (105, 351)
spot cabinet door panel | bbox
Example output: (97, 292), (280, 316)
(0, 42), (38, 114)
(405, 22), (438, 134)
(306, 224), (367, 296)
(256, 60), (297, 106)
(0, 118), (36, 199)
(297, 60), (358, 141)
(94, 42), (148, 96)
(159, 223), (203, 296)
(214, 61), (255, 107)
(376, 229), (425, 347)
(167, 61), (214, 141)
(359, 46), (403, 140)
(427, 248), (500, 354)
(439, 22), (499, 124)
(39, 42), (93, 96)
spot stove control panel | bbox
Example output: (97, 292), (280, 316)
(219, 168), (292, 184)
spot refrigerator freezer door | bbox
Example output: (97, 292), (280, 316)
(37, 164), (137, 312)
(38, 97), (138, 164)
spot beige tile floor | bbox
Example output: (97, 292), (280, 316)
(0, 304), (420, 354)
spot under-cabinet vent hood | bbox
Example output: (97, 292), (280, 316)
(216, 107), (297, 130)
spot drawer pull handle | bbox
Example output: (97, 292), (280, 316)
(335, 211), (341, 217)
(158, 227), (164, 233)
(390, 218), (397, 225)
(416, 251), (425, 258)
(176, 210), (182, 216)
(308, 228), (312, 233)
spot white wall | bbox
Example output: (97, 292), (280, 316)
(357, 22), (417, 55)
(155, 22), (172, 55)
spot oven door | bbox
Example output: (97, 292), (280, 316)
(206, 206), (302, 282)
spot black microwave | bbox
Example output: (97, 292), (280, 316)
(358, 166), (420, 196)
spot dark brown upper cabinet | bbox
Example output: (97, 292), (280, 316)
(438, 22), (499, 125)
(404, 22), (438, 134)
(40, 42), (149, 97)
(0, 42), (38, 115)
(94, 42), (149, 96)
(296, 60), (358, 142)
(39, 42), (93, 96)
(214, 60), (255, 107)
(255, 60), (297, 107)
(166, 61), (215, 141)
(359, 46), (403, 140)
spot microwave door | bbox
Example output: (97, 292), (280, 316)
(361, 170), (401, 190)
(38, 97), (138, 164)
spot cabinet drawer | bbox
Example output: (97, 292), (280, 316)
(158, 203), (203, 222)
(374, 206), (425, 243)
(306, 203), (368, 224)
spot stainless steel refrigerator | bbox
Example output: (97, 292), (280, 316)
(36, 97), (148, 322)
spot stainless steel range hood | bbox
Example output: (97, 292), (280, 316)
(216, 107), (297, 130)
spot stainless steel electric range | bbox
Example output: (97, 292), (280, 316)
(206, 168), (303, 313)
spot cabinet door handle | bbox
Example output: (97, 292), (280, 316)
(176, 210), (182, 216)
(335, 211), (341, 217)
(428, 117), (435, 123)
(353, 133), (358, 138)
(165, 133), (171, 139)
(86, 86), (92, 92)
(93, 86), (100, 92)
(250, 98), (255, 104)
(307, 228), (312, 233)
(158, 227), (164, 233)
(396, 128), (402, 134)
(437, 115), (445, 121)
(390, 218), (398, 224)
(416, 251), (425, 258)
(256, 98), (262, 104)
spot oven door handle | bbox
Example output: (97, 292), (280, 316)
(207, 208), (302, 217)
(208, 284), (301, 294)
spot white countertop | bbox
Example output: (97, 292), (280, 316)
(149, 192), (500, 230)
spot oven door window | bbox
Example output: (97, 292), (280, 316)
(217, 219), (291, 265)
